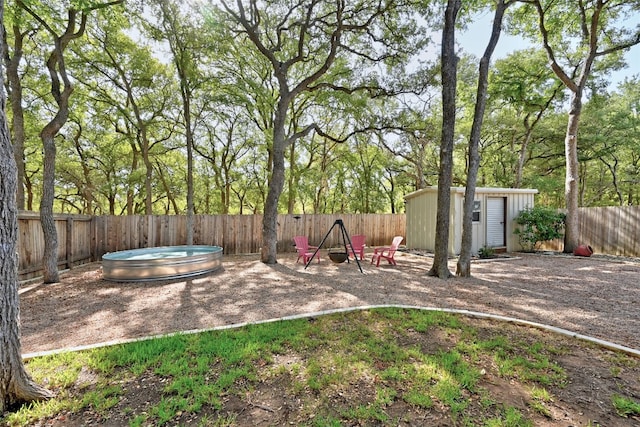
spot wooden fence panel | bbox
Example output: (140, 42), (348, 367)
(631, 208), (640, 257)
(540, 205), (640, 257)
(274, 214), (404, 251)
(17, 212), (93, 280)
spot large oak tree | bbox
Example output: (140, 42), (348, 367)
(217, 0), (420, 263)
(523, 0), (640, 253)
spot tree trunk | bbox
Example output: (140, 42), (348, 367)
(38, 72), (71, 283)
(4, 23), (26, 211)
(261, 104), (288, 263)
(515, 119), (532, 188)
(261, 142), (286, 263)
(563, 92), (582, 253)
(182, 87), (194, 244)
(22, 1), (79, 283)
(427, 0), (461, 279)
(457, 0), (509, 277)
(1, 2), (54, 407)
(72, 127), (95, 214)
(126, 142), (139, 215)
(39, 130), (60, 284)
(141, 127), (154, 215)
(287, 142), (297, 214)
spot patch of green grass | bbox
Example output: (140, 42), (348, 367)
(484, 406), (533, 426)
(341, 403), (389, 423)
(26, 351), (89, 388)
(528, 385), (553, 416)
(81, 385), (122, 414)
(490, 340), (567, 386)
(612, 394), (640, 417)
(403, 387), (434, 408)
(3, 398), (77, 427)
(312, 415), (343, 427)
(2, 308), (633, 426)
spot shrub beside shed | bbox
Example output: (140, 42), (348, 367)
(404, 186), (538, 256)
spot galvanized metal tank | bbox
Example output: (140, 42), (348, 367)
(102, 245), (223, 281)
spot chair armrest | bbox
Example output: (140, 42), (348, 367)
(373, 246), (390, 254)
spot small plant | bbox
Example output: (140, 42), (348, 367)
(514, 206), (566, 252)
(478, 245), (495, 259)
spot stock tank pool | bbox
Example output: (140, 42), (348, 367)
(102, 245), (223, 281)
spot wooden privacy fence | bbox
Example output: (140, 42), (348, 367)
(17, 213), (406, 280)
(16, 206), (640, 280)
(540, 206), (640, 257)
(92, 213), (406, 257)
(17, 212), (93, 281)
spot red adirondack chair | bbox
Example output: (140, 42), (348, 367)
(371, 236), (403, 266)
(347, 234), (366, 260)
(293, 236), (320, 264)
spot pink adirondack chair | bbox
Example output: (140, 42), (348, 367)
(371, 236), (403, 266)
(293, 236), (320, 264)
(347, 234), (366, 260)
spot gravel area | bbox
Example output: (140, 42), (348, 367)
(19, 251), (640, 356)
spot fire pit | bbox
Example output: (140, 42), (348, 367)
(329, 251), (348, 263)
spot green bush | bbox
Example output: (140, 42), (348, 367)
(514, 206), (566, 252)
(478, 245), (495, 259)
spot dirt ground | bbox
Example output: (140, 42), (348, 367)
(16, 251), (640, 426)
(19, 250), (640, 356)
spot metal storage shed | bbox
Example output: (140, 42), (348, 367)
(404, 186), (538, 256)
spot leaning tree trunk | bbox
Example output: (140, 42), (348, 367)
(457, 0), (509, 277)
(1, 2), (54, 407)
(38, 87), (71, 284)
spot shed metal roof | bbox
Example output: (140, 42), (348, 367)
(404, 186), (539, 201)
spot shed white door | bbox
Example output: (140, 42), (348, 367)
(486, 197), (506, 247)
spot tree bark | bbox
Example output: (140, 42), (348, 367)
(261, 97), (289, 263)
(3, 19), (27, 211)
(427, 0), (461, 279)
(39, 130), (60, 283)
(563, 92), (582, 253)
(1, 2), (54, 410)
(457, 0), (510, 277)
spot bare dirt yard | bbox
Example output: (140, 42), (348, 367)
(17, 250), (640, 426)
(19, 251), (640, 355)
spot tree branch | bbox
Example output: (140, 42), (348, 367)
(596, 30), (640, 56)
(529, 0), (579, 92)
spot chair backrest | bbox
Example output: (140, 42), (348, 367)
(293, 236), (310, 251)
(388, 236), (403, 254)
(350, 234), (366, 249)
